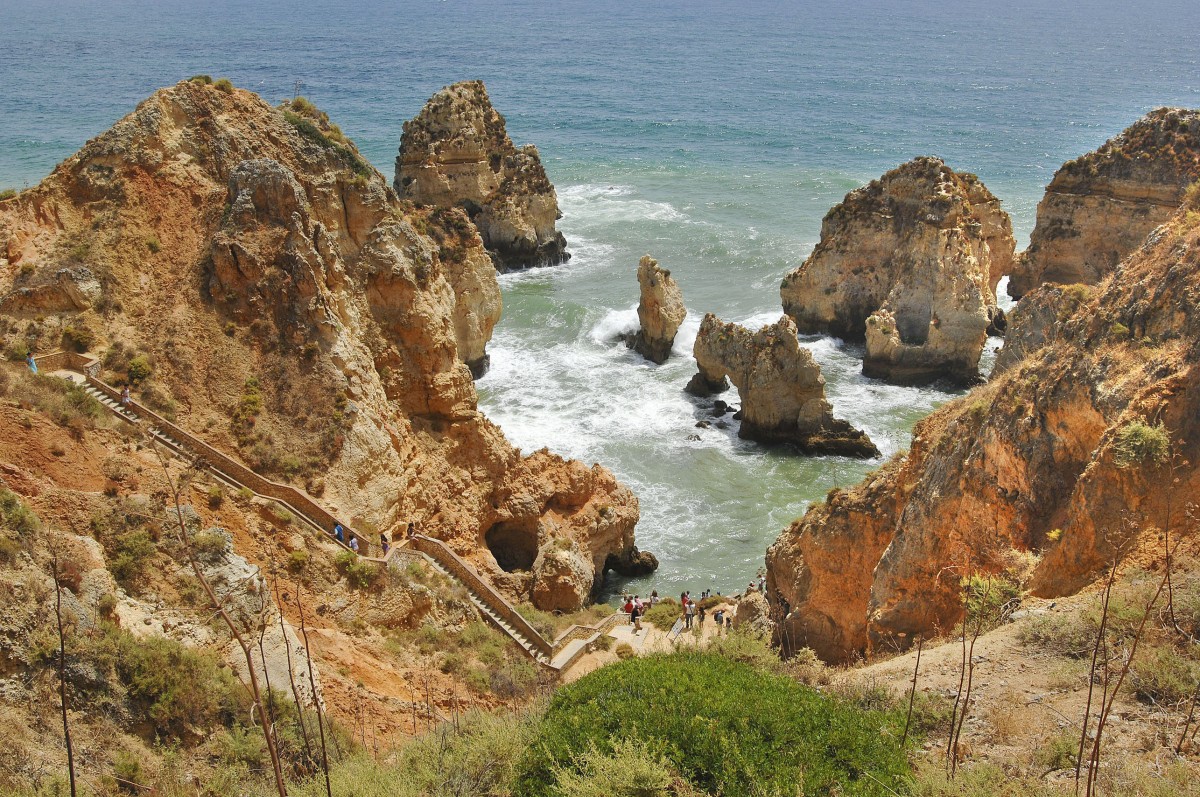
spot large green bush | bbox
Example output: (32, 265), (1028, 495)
(514, 652), (911, 797)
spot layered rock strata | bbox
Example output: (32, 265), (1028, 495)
(1008, 108), (1200, 299)
(689, 314), (878, 457)
(0, 80), (647, 612)
(780, 157), (1015, 385)
(628, 254), (686, 364)
(768, 198), (1200, 663)
(394, 80), (568, 272)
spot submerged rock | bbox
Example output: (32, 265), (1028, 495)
(395, 80), (569, 271)
(690, 313), (878, 457)
(1008, 107), (1200, 299)
(780, 156), (1014, 386)
(628, 254), (686, 364)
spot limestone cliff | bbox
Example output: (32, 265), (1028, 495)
(768, 198), (1200, 663)
(628, 254), (686, 364)
(690, 314), (878, 457)
(1008, 108), (1200, 299)
(394, 80), (569, 272)
(780, 157), (1015, 385)
(0, 80), (647, 611)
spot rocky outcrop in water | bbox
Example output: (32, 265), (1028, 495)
(780, 157), (1015, 385)
(1008, 108), (1200, 299)
(394, 80), (568, 272)
(690, 313), (878, 457)
(768, 195), (1200, 662)
(628, 254), (686, 364)
(0, 80), (644, 612)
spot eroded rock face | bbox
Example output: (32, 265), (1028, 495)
(691, 313), (878, 457)
(1008, 108), (1200, 299)
(0, 80), (644, 613)
(768, 200), (1200, 663)
(531, 538), (593, 613)
(628, 255), (686, 364)
(780, 157), (1015, 385)
(395, 80), (568, 271)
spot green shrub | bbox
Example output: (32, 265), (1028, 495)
(488, 656), (539, 699)
(1129, 646), (1198, 705)
(614, 642), (635, 660)
(1034, 730), (1079, 772)
(1110, 321), (1132, 341)
(0, 188), (17, 201)
(189, 74), (214, 85)
(108, 529), (156, 589)
(1112, 419), (1170, 467)
(549, 739), (679, 797)
(0, 487), (41, 536)
(61, 324), (96, 353)
(207, 485), (224, 508)
(516, 604), (560, 639)
(126, 354), (153, 384)
(214, 77), (234, 93)
(145, 236), (161, 253)
(706, 628), (783, 673)
(190, 528), (229, 560)
(287, 549), (309, 573)
(335, 550), (380, 590)
(641, 598), (681, 631)
(115, 631), (242, 740)
(515, 652), (912, 797)
(386, 709), (536, 796)
(215, 725), (265, 768)
(111, 749), (144, 793)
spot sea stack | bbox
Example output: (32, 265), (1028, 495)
(780, 157), (1014, 386)
(689, 314), (878, 457)
(394, 80), (569, 272)
(1008, 107), (1200, 299)
(629, 254), (686, 364)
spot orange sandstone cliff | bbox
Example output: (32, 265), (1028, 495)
(1008, 107), (1200, 299)
(768, 194), (1200, 663)
(0, 79), (650, 612)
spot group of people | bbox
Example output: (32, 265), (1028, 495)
(618, 587), (738, 636)
(330, 520), (421, 557)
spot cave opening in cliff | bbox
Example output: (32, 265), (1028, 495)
(485, 521), (538, 572)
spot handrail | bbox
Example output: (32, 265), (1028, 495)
(84, 373), (377, 556)
(38, 358), (626, 670)
(412, 535), (554, 658)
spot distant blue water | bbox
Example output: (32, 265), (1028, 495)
(4, 0), (1199, 597)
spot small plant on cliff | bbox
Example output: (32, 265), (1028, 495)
(334, 550), (380, 590)
(0, 188), (16, 201)
(126, 354), (153, 384)
(1110, 321), (1132, 341)
(214, 78), (234, 93)
(1112, 419), (1170, 467)
(189, 74), (214, 85)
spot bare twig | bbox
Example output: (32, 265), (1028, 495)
(901, 636), (924, 748)
(294, 582), (333, 797)
(51, 552), (78, 797)
(152, 443), (288, 796)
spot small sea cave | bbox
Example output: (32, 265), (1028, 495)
(484, 521), (538, 572)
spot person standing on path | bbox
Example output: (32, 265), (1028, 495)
(380, 532), (390, 556)
(25, 353), (37, 374)
(685, 598), (696, 629)
(121, 386), (131, 407)
(333, 523), (345, 543)
(349, 536), (359, 554)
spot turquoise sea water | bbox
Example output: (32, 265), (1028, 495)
(3, 0), (1199, 598)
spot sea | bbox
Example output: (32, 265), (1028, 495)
(3, 0), (1198, 600)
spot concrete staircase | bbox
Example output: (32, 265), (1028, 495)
(41, 353), (622, 672)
